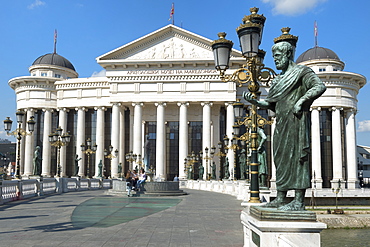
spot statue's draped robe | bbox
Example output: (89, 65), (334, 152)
(266, 65), (325, 191)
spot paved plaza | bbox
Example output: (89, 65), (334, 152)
(0, 189), (244, 247)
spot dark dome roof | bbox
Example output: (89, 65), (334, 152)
(296, 46), (340, 64)
(32, 53), (76, 71)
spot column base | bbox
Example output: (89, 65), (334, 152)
(311, 178), (323, 190)
(330, 179), (345, 190)
(269, 178), (276, 190)
(346, 179), (358, 190)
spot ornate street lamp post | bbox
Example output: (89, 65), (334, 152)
(4, 110), (35, 179)
(81, 138), (97, 178)
(104, 145), (118, 179)
(125, 151), (137, 170)
(184, 151), (199, 180)
(199, 147), (215, 180)
(215, 141), (227, 180)
(211, 7), (276, 203)
(49, 126), (71, 177)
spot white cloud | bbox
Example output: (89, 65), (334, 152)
(91, 70), (106, 77)
(358, 120), (370, 132)
(261, 0), (327, 16)
(28, 0), (46, 10)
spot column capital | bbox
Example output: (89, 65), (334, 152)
(132, 102), (144, 107)
(310, 106), (321, 111)
(111, 102), (122, 107)
(330, 107), (343, 112)
(225, 102), (234, 107)
(57, 107), (70, 112)
(201, 102), (213, 107)
(177, 102), (189, 107)
(42, 108), (54, 113)
(94, 106), (106, 111)
(75, 107), (87, 112)
(155, 102), (167, 107)
(25, 108), (35, 112)
(346, 108), (357, 114)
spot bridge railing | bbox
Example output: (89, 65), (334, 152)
(0, 177), (112, 205)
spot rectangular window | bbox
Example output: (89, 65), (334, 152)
(41, 72), (47, 76)
(55, 74), (61, 78)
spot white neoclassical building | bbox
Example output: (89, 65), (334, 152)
(8, 25), (366, 190)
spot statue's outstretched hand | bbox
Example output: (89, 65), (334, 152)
(242, 91), (258, 105)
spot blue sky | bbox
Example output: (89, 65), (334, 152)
(0, 0), (369, 146)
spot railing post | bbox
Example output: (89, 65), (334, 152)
(0, 180), (3, 205)
(76, 177), (80, 191)
(55, 177), (62, 194)
(37, 177), (43, 196)
(17, 180), (22, 200)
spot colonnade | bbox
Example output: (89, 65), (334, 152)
(16, 104), (359, 189)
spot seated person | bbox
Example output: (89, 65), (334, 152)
(125, 170), (133, 196)
(131, 170), (139, 189)
(135, 168), (147, 190)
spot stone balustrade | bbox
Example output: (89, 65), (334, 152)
(0, 177), (112, 205)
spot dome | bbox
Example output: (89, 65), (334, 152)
(296, 46), (340, 64)
(32, 53), (76, 71)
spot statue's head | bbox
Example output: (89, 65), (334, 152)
(36, 146), (40, 150)
(272, 41), (294, 71)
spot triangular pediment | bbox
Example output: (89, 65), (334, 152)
(97, 25), (242, 62)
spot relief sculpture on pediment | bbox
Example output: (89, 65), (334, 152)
(129, 38), (213, 60)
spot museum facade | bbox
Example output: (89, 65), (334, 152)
(8, 25), (366, 189)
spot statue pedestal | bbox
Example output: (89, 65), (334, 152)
(241, 205), (326, 247)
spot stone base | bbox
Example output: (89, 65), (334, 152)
(250, 206), (317, 221)
(108, 180), (187, 197)
(241, 205), (327, 247)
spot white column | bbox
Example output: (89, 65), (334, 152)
(156, 102), (166, 180)
(331, 107), (343, 188)
(24, 109), (35, 177)
(119, 107), (126, 173)
(270, 117), (276, 190)
(20, 119), (26, 176)
(178, 102), (189, 179)
(95, 107), (105, 177)
(59, 108), (68, 177)
(41, 109), (52, 177)
(311, 107), (323, 189)
(76, 107), (86, 177)
(132, 103), (143, 170)
(111, 103), (121, 178)
(202, 102), (212, 180)
(225, 102), (235, 179)
(346, 109), (358, 190)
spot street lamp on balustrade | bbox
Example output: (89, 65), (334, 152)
(104, 145), (118, 179)
(49, 126), (71, 177)
(3, 110), (36, 179)
(199, 147), (215, 180)
(81, 138), (97, 178)
(125, 151), (138, 170)
(211, 7), (276, 203)
(215, 141), (227, 180)
(184, 151), (199, 180)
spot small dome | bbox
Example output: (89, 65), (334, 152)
(296, 46), (340, 64)
(32, 53), (76, 71)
